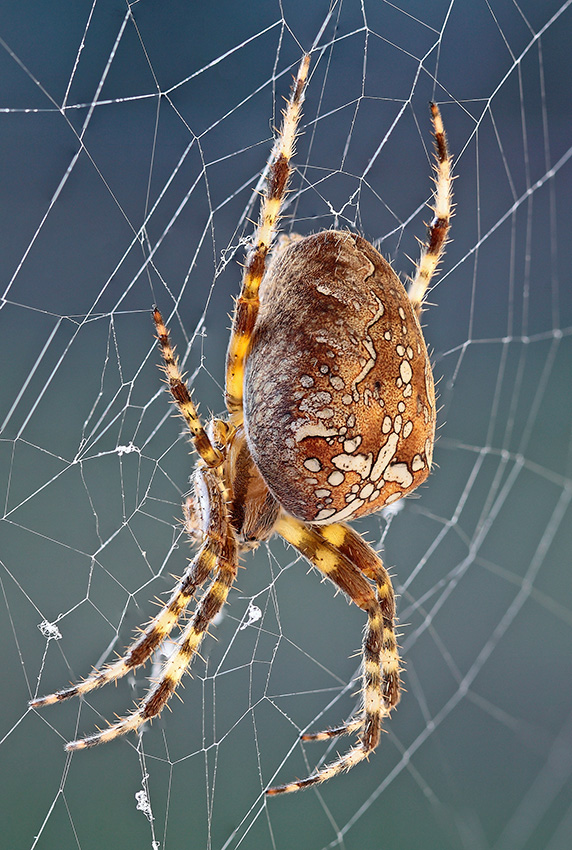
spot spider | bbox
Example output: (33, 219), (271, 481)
(30, 54), (452, 795)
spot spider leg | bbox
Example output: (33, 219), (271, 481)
(268, 516), (400, 795)
(300, 719), (364, 742)
(153, 308), (223, 468)
(292, 520), (402, 741)
(407, 102), (452, 317)
(29, 469), (226, 710)
(225, 54), (310, 423)
(65, 484), (238, 750)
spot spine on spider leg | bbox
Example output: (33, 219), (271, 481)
(153, 308), (222, 467)
(225, 54), (310, 421)
(408, 102), (453, 316)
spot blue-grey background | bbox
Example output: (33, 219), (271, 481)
(1, 1), (571, 849)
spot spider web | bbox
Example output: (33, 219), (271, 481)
(2, 1), (572, 848)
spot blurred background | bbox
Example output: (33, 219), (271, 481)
(1, 1), (571, 848)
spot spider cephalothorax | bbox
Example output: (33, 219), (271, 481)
(30, 54), (452, 795)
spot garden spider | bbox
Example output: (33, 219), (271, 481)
(30, 54), (452, 795)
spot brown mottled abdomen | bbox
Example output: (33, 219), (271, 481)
(243, 230), (435, 524)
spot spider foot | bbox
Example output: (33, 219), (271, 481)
(65, 711), (144, 751)
(267, 742), (371, 796)
(29, 659), (131, 710)
(29, 683), (82, 708)
(301, 718), (363, 742)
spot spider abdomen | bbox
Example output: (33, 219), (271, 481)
(243, 230), (436, 524)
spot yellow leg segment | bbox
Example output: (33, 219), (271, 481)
(153, 308), (223, 467)
(225, 55), (310, 422)
(268, 515), (400, 795)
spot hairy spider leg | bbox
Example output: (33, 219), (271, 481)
(408, 102), (452, 317)
(153, 308), (223, 468)
(65, 477), (238, 750)
(267, 516), (400, 795)
(29, 470), (226, 711)
(225, 54), (310, 423)
(301, 522), (401, 741)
